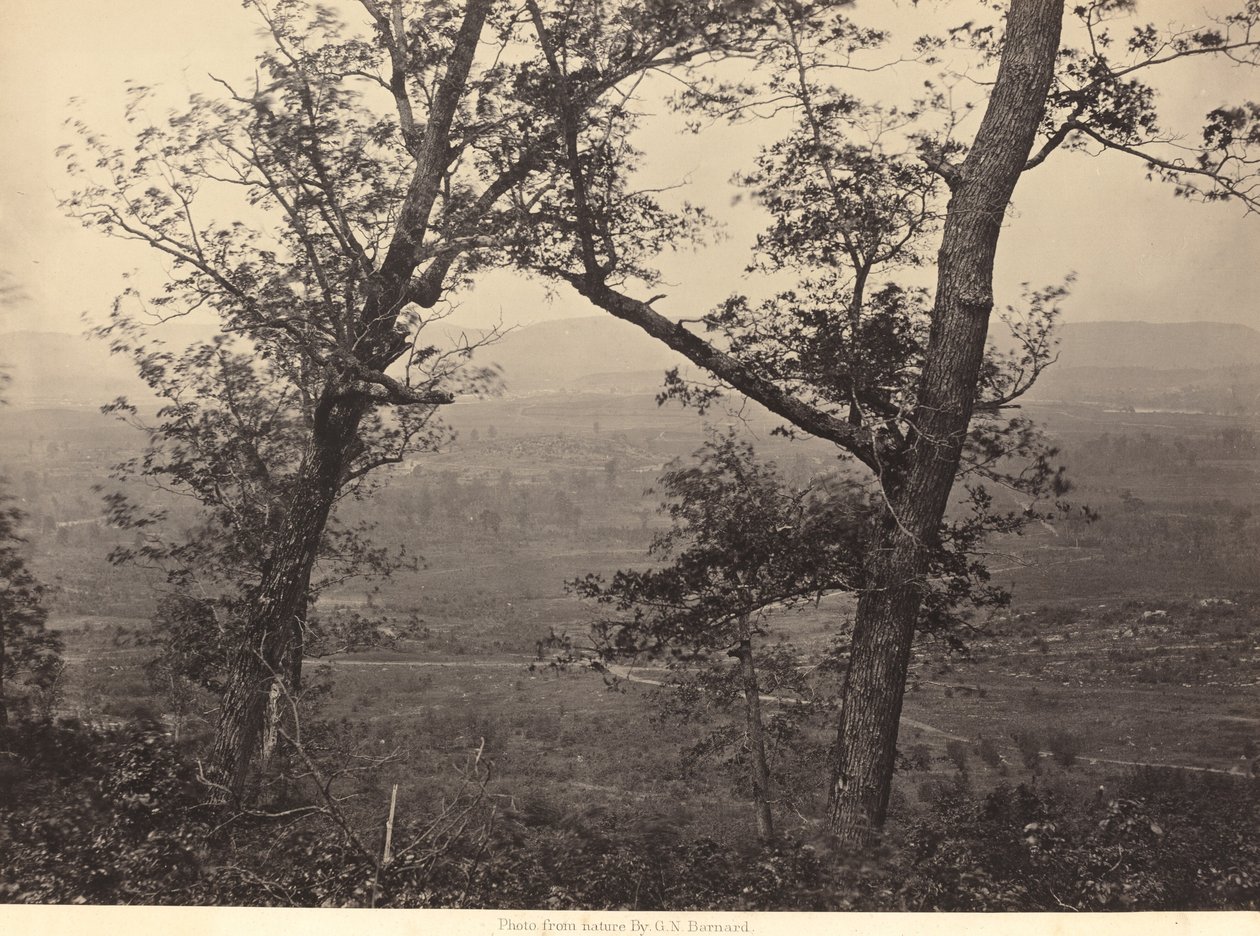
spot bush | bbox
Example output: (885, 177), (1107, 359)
(976, 736), (1003, 769)
(916, 774), (969, 808)
(1011, 729), (1043, 771)
(450, 804), (903, 910)
(0, 718), (210, 904)
(4, 719), (1256, 910)
(944, 740), (969, 774)
(1047, 730), (1084, 769)
(2, 716), (898, 909)
(901, 743), (933, 772)
(897, 771), (1260, 910)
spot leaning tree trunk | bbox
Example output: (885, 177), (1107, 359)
(261, 556), (314, 769)
(207, 387), (367, 800)
(731, 628), (775, 842)
(827, 0), (1065, 844)
(289, 561), (313, 693)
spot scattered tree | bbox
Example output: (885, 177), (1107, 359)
(574, 432), (867, 840)
(62, 0), (1260, 840)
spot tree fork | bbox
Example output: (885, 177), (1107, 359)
(826, 0), (1065, 843)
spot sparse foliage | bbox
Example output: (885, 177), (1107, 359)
(57, 0), (1260, 849)
(574, 433), (865, 838)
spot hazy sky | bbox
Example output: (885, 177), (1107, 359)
(1, 0), (1259, 339)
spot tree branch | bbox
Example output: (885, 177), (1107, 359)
(558, 274), (882, 469)
(358, 0), (423, 154)
(1066, 120), (1260, 212)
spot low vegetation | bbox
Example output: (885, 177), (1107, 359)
(3, 715), (1256, 909)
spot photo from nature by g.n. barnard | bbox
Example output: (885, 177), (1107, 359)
(1, 0), (1259, 914)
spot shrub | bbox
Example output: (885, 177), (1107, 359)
(452, 804), (903, 910)
(5, 719), (1255, 910)
(0, 718), (209, 904)
(1011, 729), (1043, 771)
(976, 736), (1003, 769)
(916, 774), (968, 808)
(944, 740), (969, 774)
(897, 771), (1260, 910)
(1047, 730), (1084, 769)
(902, 743), (933, 772)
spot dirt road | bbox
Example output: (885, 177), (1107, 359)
(325, 656), (1246, 776)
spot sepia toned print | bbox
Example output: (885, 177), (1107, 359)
(1, 0), (1258, 922)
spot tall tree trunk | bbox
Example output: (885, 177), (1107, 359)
(827, 0), (1064, 844)
(731, 628), (774, 842)
(208, 389), (366, 800)
(260, 555), (312, 770)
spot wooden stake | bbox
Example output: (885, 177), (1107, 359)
(370, 783), (399, 908)
(383, 783), (398, 866)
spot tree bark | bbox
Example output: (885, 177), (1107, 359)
(289, 561), (313, 693)
(827, 0), (1065, 844)
(731, 631), (774, 842)
(208, 387), (366, 799)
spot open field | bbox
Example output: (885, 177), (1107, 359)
(44, 588), (1259, 857)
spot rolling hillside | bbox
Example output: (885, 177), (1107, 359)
(3, 318), (1257, 410)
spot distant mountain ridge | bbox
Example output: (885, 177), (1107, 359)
(484, 318), (1260, 402)
(480, 317), (687, 393)
(2, 318), (1257, 408)
(1051, 321), (1260, 371)
(1025, 321), (1260, 412)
